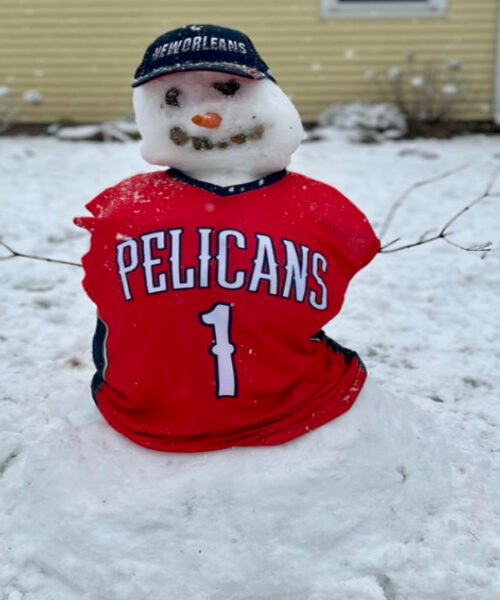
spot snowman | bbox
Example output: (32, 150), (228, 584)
(72, 24), (450, 596)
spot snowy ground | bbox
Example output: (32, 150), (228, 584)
(1, 131), (499, 599)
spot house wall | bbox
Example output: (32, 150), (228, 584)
(0, 0), (497, 124)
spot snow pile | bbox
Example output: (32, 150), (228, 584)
(0, 86), (44, 134)
(318, 102), (407, 142)
(2, 380), (450, 600)
(1, 134), (500, 598)
(48, 120), (139, 142)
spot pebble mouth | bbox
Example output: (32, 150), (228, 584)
(170, 125), (265, 151)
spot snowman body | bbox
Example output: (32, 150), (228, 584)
(72, 28), (451, 592)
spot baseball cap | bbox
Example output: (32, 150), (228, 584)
(132, 24), (276, 87)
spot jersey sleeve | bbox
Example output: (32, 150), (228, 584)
(326, 186), (381, 275)
(73, 181), (132, 306)
(73, 185), (119, 233)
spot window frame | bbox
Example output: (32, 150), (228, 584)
(321, 0), (448, 19)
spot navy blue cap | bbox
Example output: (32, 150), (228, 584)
(132, 24), (276, 87)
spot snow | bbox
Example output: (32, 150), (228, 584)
(22, 90), (44, 106)
(442, 83), (459, 97)
(410, 76), (424, 89)
(386, 67), (403, 82)
(49, 120), (138, 142)
(318, 103), (407, 141)
(1, 131), (500, 598)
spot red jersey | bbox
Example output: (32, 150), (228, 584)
(74, 169), (380, 452)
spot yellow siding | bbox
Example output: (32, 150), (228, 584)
(0, 0), (497, 123)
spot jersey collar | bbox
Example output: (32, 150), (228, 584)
(167, 168), (287, 197)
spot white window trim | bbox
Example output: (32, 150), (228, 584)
(321, 0), (448, 19)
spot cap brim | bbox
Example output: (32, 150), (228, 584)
(132, 62), (274, 87)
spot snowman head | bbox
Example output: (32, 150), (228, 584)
(132, 25), (304, 180)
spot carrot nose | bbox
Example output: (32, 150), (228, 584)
(191, 112), (223, 129)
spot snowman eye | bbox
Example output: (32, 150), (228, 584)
(213, 80), (241, 96)
(165, 87), (181, 107)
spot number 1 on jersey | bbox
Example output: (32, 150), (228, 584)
(200, 303), (238, 397)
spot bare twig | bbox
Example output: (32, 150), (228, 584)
(0, 239), (82, 267)
(380, 162), (500, 254)
(380, 233), (492, 254)
(379, 160), (473, 239)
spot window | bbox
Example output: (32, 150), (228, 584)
(321, 0), (447, 19)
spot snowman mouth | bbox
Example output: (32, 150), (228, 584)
(169, 125), (265, 151)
